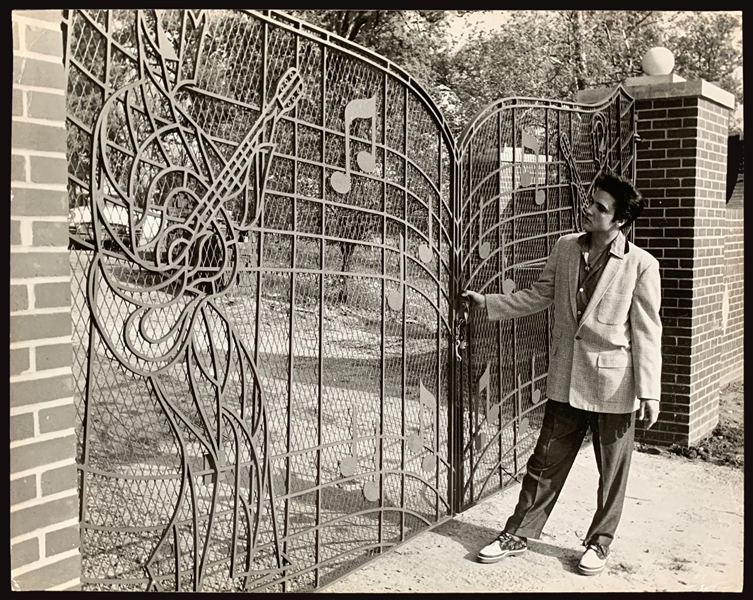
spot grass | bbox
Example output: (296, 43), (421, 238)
(637, 380), (744, 471)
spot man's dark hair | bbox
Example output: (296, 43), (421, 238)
(593, 172), (646, 230)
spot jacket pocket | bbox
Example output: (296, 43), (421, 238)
(597, 293), (632, 325)
(596, 351), (632, 368)
(596, 350), (634, 403)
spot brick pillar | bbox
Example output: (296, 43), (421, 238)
(720, 204), (744, 385)
(11, 10), (81, 590)
(580, 76), (736, 447)
(719, 136), (744, 386)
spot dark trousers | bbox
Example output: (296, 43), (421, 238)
(504, 400), (635, 547)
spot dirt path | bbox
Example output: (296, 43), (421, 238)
(322, 445), (743, 593)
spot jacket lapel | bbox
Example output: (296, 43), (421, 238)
(578, 254), (624, 325)
(568, 239), (580, 322)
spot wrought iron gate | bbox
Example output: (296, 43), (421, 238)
(63, 9), (635, 592)
(456, 92), (637, 510)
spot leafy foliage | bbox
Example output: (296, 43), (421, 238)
(668, 12), (743, 105)
(288, 10), (743, 137)
(284, 10), (458, 84)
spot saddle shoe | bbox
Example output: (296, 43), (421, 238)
(477, 532), (528, 564)
(578, 542), (610, 576)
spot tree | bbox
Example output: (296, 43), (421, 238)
(442, 11), (667, 129)
(289, 10), (742, 137)
(446, 10), (742, 134)
(283, 10), (459, 84)
(667, 11), (743, 132)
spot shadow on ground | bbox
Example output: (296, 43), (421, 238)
(432, 518), (582, 573)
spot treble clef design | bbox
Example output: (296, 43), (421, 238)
(591, 112), (609, 177)
(560, 132), (590, 232)
(560, 112), (610, 232)
(87, 11), (302, 590)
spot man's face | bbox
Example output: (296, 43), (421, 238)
(583, 187), (625, 234)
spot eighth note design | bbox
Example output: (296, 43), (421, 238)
(340, 407), (382, 501)
(520, 129), (546, 206)
(418, 200), (434, 264)
(363, 425), (380, 502)
(340, 405), (360, 478)
(407, 381), (437, 473)
(331, 95), (378, 194)
(478, 200), (491, 260)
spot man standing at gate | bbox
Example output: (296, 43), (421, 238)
(463, 172), (662, 576)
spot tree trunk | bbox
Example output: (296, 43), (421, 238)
(569, 11), (588, 93)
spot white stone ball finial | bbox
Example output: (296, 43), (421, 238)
(642, 47), (675, 76)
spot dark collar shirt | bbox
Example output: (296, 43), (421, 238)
(575, 230), (629, 323)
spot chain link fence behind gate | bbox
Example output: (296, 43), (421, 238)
(65, 9), (456, 591)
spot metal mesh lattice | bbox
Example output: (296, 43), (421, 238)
(65, 8), (633, 590)
(66, 9), (456, 592)
(458, 91), (635, 509)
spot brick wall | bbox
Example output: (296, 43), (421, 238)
(719, 204), (744, 385)
(630, 91), (731, 447)
(10, 9), (81, 591)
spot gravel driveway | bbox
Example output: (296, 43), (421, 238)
(321, 444), (744, 593)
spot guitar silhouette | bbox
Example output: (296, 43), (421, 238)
(154, 67), (303, 281)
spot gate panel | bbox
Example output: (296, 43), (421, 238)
(457, 91), (636, 510)
(65, 9), (457, 591)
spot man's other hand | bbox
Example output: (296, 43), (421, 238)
(462, 290), (486, 310)
(638, 399), (660, 429)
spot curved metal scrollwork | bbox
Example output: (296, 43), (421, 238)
(457, 88), (635, 509)
(69, 7), (462, 592)
(66, 8), (635, 592)
(560, 111), (611, 232)
(87, 11), (301, 590)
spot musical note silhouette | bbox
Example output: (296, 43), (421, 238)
(520, 129), (546, 206)
(407, 381), (437, 472)
(386, 233), (405, 311)
(418, 199), (433, 264)
(421, 451), (437, 473)
(531, 355), (542, 404)
(478, 362), (499, 423)
(500, 233), (515, 295)
(155, 10), (179, 61)
(592, 112), (608, 175)
(340, 406), (360, 477)
(331, 95), (378, 194)
(479, 200), (491, 259)
(517, 374), (529, 438)
(362, 425), (380, 501)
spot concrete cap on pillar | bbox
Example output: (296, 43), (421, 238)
(623, 47), (687, 88)
(578, 45), (735, 110)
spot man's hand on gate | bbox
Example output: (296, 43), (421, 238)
(462, 290), (486, 310)
(638, 399), (660, 429)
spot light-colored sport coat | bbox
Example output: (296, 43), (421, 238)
(486, 232), (662, 414)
